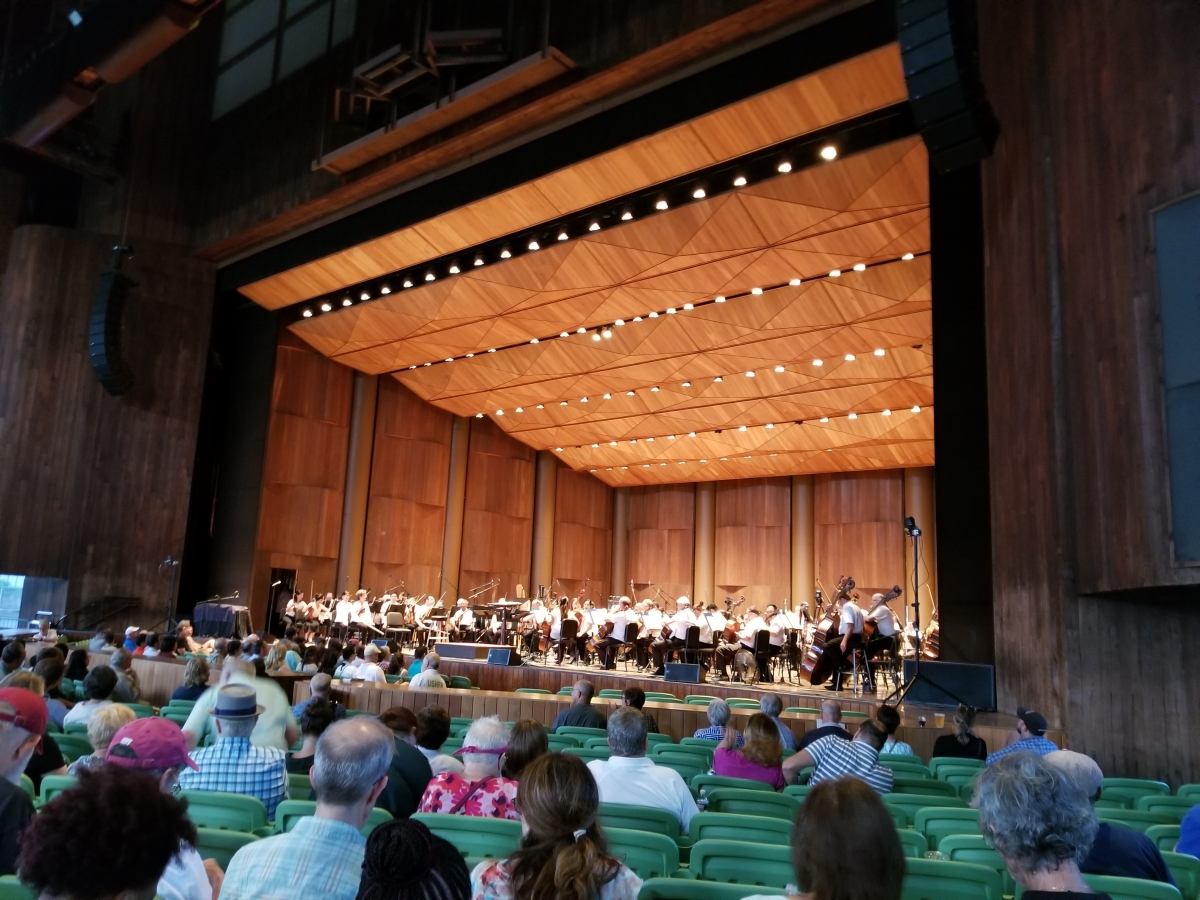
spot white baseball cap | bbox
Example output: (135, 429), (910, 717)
(125, 626), (139, 636)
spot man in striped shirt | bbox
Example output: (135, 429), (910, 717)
(782, 718), (894, 795)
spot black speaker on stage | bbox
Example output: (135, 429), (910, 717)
(88, 246), (136, 395)
(900, 660), (996, 710)
(664, 663), (701, 684)
(487, 647), (522, 666)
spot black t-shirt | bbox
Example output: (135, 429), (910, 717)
(285, 754), (314, 775)
(932, 733), (988, 760)
(1083, 823), (1177, 886)
(797, 724), (852, 751)
(551, 703), (607, 732)
(376, 739), (433, 819)
(24, 729), (66, 790)
(0, 778), (35, 876)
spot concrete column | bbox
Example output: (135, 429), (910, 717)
(336, 373), (379, 594)
(790, 475), (815, 615)
(439, 415), (470, 601)
(610, 487), (630, 598)
(529, 451), (558, 594)
(693, 481), (716, 607)
(903, 466), (938, 630)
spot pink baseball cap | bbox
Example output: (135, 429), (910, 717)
(106, 716), (199, 771)
(0, 688), (48, 737)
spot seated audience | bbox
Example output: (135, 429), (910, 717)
(335, 645), (360, 678)
(282, 638), (304, 673)
(178, 684), (288, 819)
(351, 644), (386, 683)
(417, 706), (466, 775)
(176, 619), (209, 655)
(714, 712), (785, 789)
(587, 707), (698, 831)
(62, 647), (86, 681)
(132, 632), (149, 656)
(986, 707), (1058, 765)
(292, 672), (345, 721)
(376, 706), (434, 819)
(409, 652), (448, 689)
(289, 697), (338, 775)
(875, 705), (913, 755)
(206, 637), (228, 667)
(552, 680), (606, 732)
(143, 633), (162, 658)
(123, 626), (140, 652)
(33, 657), (70, 728)
(418, 716), (519, 820)
(16, 765), (197, 900)
(221, 717), (395, 900)
(0, 643), (23, 678)
(88, 631), (115, 652)
(357, 818), (471, 900)
(109, 647), (141, 703)
(62, 665), (118, 728)
(932, 704), (988, 760)
(157, 634), (179, 659)
(692, 698), (743, 747)
(407, 646), (428, 677)
(760, 693), (798, 751)
(472, 752), (643, 900)
(0, 688), (43, 875)
(622, 686), (658, 734)
(1179, 805), (1200, 857)
(974, 751), (1104, 898)
(68, 703), (137, 775)
(263, 642), (292, 673)
(783, 719), (894, 795)
(171, 657), (210, 702)
(502, 719), (548, 781)
(1047, 750), (1176, 886)
(181, 658), (298, 751)
(1, 672), (68, 789)
(796, 700), (850, 751)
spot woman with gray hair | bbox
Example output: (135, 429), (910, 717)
(417, 715), (520, 820)
(973, 752), (1106, 898)
(692, 698), (744, 747)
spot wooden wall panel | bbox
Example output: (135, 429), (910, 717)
(814, 471), (905, 601)
(628, 484), (695, 601)
(714, 477), (792, 609)
(362, 379), (453, 598)
(553, 463), (613, 599)
(459, 417), (535, 599)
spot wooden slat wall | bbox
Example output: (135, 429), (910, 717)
(553, 462), (613, 599)
(628, 484), (695, 601)
(714, 477), (792, 609)
(459, 417), (535, 599)
(362, 379), (453, 597)
(814, 471), (905, 601)
(252, 330), (352, 622)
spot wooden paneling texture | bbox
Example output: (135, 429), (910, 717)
(553, 463), (613, 599)
(0, 226), (213, 623)
(628, 484), (695, 600)
(459, 417), (535, 599)
(714, 477), (792, 608)
(252, 330), (352, 623)
(979, 0), (1200, 783)
(814, 470), (905, 601)
(362, 379), (453, 597)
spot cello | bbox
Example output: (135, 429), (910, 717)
(862, 584), (903, 640)
(800, 575), (853, 685)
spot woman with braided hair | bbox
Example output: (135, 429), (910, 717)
(470, 752), (641, 900)
(356, 818), (470, 900)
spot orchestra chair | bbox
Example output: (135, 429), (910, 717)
(1163, 852), (1200, 900)
(411, 812), (521, 861)
(688, 812), (791, 846)
(913, 807), (981, 851)
(618, 622), (640, 671)
(896, 829), (930, 859)
(901, 858), (1004, 900)
(277, 800), (392, 837)
(703, 788), (799, 822)
(691, 774), (774, 795)
(605, 827), (684, 880)
(597, 802), (684, 845)
(937, 836), (1014, 897)
(688, 839), (794, 888)
(637, 878), (785, 900)
(552, 618), (580, 664)
(1146, 825), (1181, 851)
(882, 794), (968, 828)
(179, 791), (271, 835)
(384, 613), (408, 643)
(194, 828), (259, 869)
(747, 630), (772, 684)
(1137, 796), (1200, 822)
(677, 625), (701, 667)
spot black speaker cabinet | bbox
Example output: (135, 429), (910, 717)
(88, 265), (135, 395)
(901, 660), (996, 710)
(664, 663), (702, 684)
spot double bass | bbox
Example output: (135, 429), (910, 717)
(800, 575), (853, 685)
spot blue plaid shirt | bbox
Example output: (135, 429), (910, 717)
(179, 736), (287, 819)
(986, 735), (1059, 766)
(692, 725), (744, 747)
(220, 816), (366, 900)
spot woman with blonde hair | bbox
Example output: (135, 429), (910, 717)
(68, 704), (137, 775)
(932, 704), (988, 760)
(171, 657), (210, 702)
(262, 642), (292, 674)
(471, 752), (641, 900)
(713, 712), (785, 789)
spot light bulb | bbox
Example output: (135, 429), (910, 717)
(528, 240), (540, 251)
(812, 359), (823, 367)
(580, 397), (588, 403)
(911, 405), (921, 413)
(715, 295), (725, 303)
(733, 176), (747, 186)
(848, 412), (858, 420)
(845, 354), (855, 361)
(500, 249), (511, 258)
(902, 252), (914, 261)
(560, 332), (569, 338)
(829, 269), (841, 277)
(655, 200), (668, 210)
(621, 211), (633, 220)
(766, 423), (774, 429)
(882, 409), (892, 416)
(820, 146), (837, 160)
(853, 263), (866, 272)
(496, 410), (504, 416)
(403, 279), (413, 288)
(589, 222), (600, 232)
(650, 386), (659, 392)
(745, 371), (755, 378)
(380, 286), (391, 294)
(343, 298), (352, 307)
(751, 287), (763, 295)
(557, 231), (568, 241)
(515, 407), (523, 413)
(648, 311), (658, 318)
(302, 309), (313, 317)
(360, 292), (369, 300)
(738, 425), (747, 432)
(632, 316), (642, 322)
(777, 161), (792, 172)
(449, 265), (460, 274)
(592, 333), (601, 341)
(666, 308), (676, 315)
(789, 278), (801, 286)
(820, 417), (829, 423)
(682, 303), (693, 310)
(682, 381), (691, 387)
(603, 393), (611, 399)
(692, 188), (706, 199)
(626, 391), (635, 396)
(774, 365), (784, 373)
(425, 273), (435, 281)
(688, 432), (696, 438)
(445, 357), (453, 362)
(577, 327), (586, 334)
(320, 302), (332, 312)
(714, 376), (723, 383)
(530, 338), (539, 344)
(615, 319), (624, 326)
(488, 348), (496, 353)
(474, 258), (484, 267)
(874, 348), (885, 356)
(602, 328), (612, 338)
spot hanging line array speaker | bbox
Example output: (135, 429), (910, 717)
(88, 245), (135, 395)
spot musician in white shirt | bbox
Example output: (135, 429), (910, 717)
(865, 592), (901, 680)
(519, 599), (550, 655)
(350, 590), (374, 628)
(831, 593), (867, 692)
(334, 591), (354, 628)
(714, 608), (767, 681)
(695, 604), (726, 647)
(449, 598), (475, 640)
(593, 597), (635, 670)
(635, 601), (663, 669)
(650, 596), (695, 676)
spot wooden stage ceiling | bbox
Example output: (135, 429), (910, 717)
(244, 45), (934, 487)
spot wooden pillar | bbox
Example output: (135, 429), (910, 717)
(529, 451), (557, 595)
(335, 372), (378, 593)
(610, 487), (630, 598)
(693, 481), (716, 607)
(439, 415), (470, 601)
(903, 466), (938, 630)
(790, 475), (815, 615)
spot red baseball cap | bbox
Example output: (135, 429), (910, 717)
(0, 688), (48, 738)
(107, 716), (199, 771)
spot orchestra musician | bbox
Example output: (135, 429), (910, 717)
(714, 606), (767, 681)
(760, 604), (786, 683)
(412, 595), (437, 645)
(650, 596), (694, 676)
(333, 591), (354, 637)
(695, 603), (727, 675)
(828, 591), (868, 692)
(865, 593), (900, 672)
(449, 598), (475, 640)
(350, 590), (375, 631)
(519, 599), (550, 656)
(634, 600), (663, 669)
(592, 597), (635, 670)
(282, 592), (303, 631)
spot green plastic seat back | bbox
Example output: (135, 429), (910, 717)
(441, 738), (464, 753)
(902, 857), (1004, 900)
(782, 784), (810, 802)
(598, 689), (625, 699)
(938, 835), (1015, 897)
(934, 765), (983, 790)
(684, 696), (715, 706)
(62, 722), (89, 735)
(287, 772), (312, 799)
(161, 710), (191, 727)
(597, 802), (681, 841)
(194, 828), (259, 868)
(449, 676), (472, 689)
(651, 745), (713, 767)
(118, 703), (155, 718)
(556, 687), (574, 695)
(1177, 785), (1200, 803)
(1162, 852), (1200, 900)
(1098, 796), (1135, 811)
(385, 674), (402, 683)
(1080, 874), (1183, 900)
(656, 760), (706, 784)
(706, 788), (799, 822)
(896, 829), (929, 858)
(679, 738), (719, 749)
(450, 717), (474, 727)
(784, 707), (819, 715)
(514, 687), (551, 694)
(691, 774), (775, 795)
(914, 806), (982, 850)
(1146, 825), (1182, 852)
(1103, 778), (1171, 797)
(556, 726), (609, 739)
(892, 776), (960, 798)
(605, 827), (681, 879)
(1099, 810), (1179, 835)
(1138, 796), (1200, 822)
(687, 812), (792, 846)
(645, 692), (680, 701)
(562, 746), (611, 762)
(583, 737), (610, 749)
(166, 699), (197, 709)
(645, 734), (676, 747)
(726, 700), (759, 709)
(883, 793), (968, 828)
(842, 710), (868, 718)
(690, 839), (794, 888)
(410, 813), (522, 860)
(879, 755), (933, 778)
(40, 775), (78, 805)
(180, 790), (269, 833)
(637, 877), (785, 899)
(0, 875), (35, 900)
(929, 757), (985, 778)
(546, 734), (580, 751)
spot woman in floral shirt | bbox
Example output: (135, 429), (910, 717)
(418, 715), (520, 820)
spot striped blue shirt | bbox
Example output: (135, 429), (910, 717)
(692, 725), (744, 747)
(220, 816), (366, 900)
(986, 736), (1059, 765)
(807, 735), (894, 795)
(178, 736), (287, 819)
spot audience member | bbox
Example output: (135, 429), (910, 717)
(293, 672), (345, 721)
(357, 818), (470, 900)
(0, 643), (25, 678)
(283, 638), (304, 673)
(376, 707), (435, 819)
(622, 686), (658, 734)
(353, 644), (387, 683)
(122, 626), (140, 652)
(713, 712), (785, 789)
(68, 703), (136, 775)
(783, 719), (894, 795)
(263, 642), (291, 673)
(692, 698), (743, 747)
(62, 665), (118, 728)
(143, 633), (162, 658)
(796, 700), (850, 751)
(408, 646), (427, 678)
(289, 698), (338, 775)
(222, 717), (394, 900)
(109, 647), (142, 703)
(552, 681), (606, 732)
(987, 708), (1058, 765)
(63, 647), (87, 681)
(16, 765), (197, 900)
(132, 632), (149, 656)
(974, 752), (1105, 898)
(759, 693), (798, 751)
(335, 645), (360, 678)
(932, 704), (988, 760)
(418, 716), (518, 820)
(0, 672), (67, 789)
(472, 753), (642, 900)
(409, 652), (448, 689)
(0, 688), (43, 875)
(587, 707), (698, 831)
(172, 657), (210, 702)
(178, 684), (288, 819)
(176, 619), (208, 655)
(875, 705), (913, 755)
(1179, 805), (1200, 857)
(207, 637), (229, 667)
(158, 634), (179, 659)
(88, 631), (116, 652)
(417, 706), (466, 775)
(181, 658), (298, 751)
(502, 719), (548, 781)
(33, 657), (70, 728)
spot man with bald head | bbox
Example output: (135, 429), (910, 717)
(796, 699), (852, 751)
(551, 680), (606, 731)
(293, 672), (345, 722)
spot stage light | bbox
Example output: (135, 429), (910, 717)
(688, 431), (696, 438)
(733, 175), (747, 186)
(666, 308), (676, 315)
(530, 338), (539, 344)
(592, 443), (599, 448)
(751, 287), (763, 295)
(500, 249), (511, 258)
(410, 365), (416, 369)
(774, 365), (784, 373)
(902, 252), (914, 260)
(820, 145), (837, 160)
(515, 407), (523, 413)
(602, 328), (612, 338)
(580, 397), (588, 403)
(425, 272), (435, 281)
(848, 412), (858, 420)
(630, 439), (637, 444)
(682, 303), (693, 310)
(423, 362), (431, 366)
(403, 279), (413, 288)
(911, 405), (921, 413)
(576, 327), (586, 334)
(603, 393), (611, 399)
(648, 311), (658, 318)
(812, 359), (823, 366)
(820, 417), (829, 423)
(643, 464), (649, 468)
(655, 199), (668, 210)
(496, 409), (504, 416)
(853, 263), (866, 272)
(627, 390), (635, 396)
(789, 278), (801, 286)
(610, 441), (617, 446)
(739, 425), (747, 432)
(449, 264), (460, 274)
(844, 353), (855, 361)
(558, 231), (568, 241)
(682, 381), (691, 387)
(381, 285), (391, 294)
(777, 161), (792, 173)
(714, 376), (723, 383)
(693, 188), (706, 199)
(536, 404), (544, 409)
(343, 298), (352, 307)
(622, 466), (628, 470)
(874, 348), (886, 357)
(528, 240), (540, 251)
(445, 357), (453, 362)
(651, 386), (659, 392)
(647, 437), (655, 442)
(592, 333), (601, 341)
(560, 400), (568, 406)
(721, 457), (728, 461)
(474, 258), (484, 266)
(488, 348), (496, 353)
(766, 423), (775, 429)
(882, 409), (892, 416)
(668, 434), (676, 439)
(359, 291), (369, 300)
(745, 370), (755, 378)
(320, 302), (332, 312)
(621, 211), (633, 220)
(302, 309), (313, 317)
(829, 269), (841, 277)
(632, 316), (642, 322)
(556, 447), (563, 451)
(589, 222), (600, 231)
(466, 353), (474, 358)
(560, 331), (569, 338)
(715, 295), (726, 303)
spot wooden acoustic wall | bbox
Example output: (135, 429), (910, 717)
(0, 226), (213, 621)
(459, 417), (535, 600)
(252, 330), (352, 622)
(628, 484), (695, 602)
(362, 379), (453, 598)
(553, 462), (613, 600)
(814, 471), (905, 603)
(715, 478), (792, 609)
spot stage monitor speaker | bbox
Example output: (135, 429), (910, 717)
(487, 647), (522, 666)
(664, 662), (701, 684)
(901, 660), (996, 710)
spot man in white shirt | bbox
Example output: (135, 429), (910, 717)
(830, 593), (867, 692)
(408, 652), (448, 689)
(352, 644), (387, 683)
(519, 599), (550, 656)
(696, 604), (727, 676)
(448, 598), (475, 639)
(650, 596), (694, 676)
(635, 601), (664, 669)
(865, 592), (901, 664)
(593, 597), (635, 670)
(713, 608), (767, 681)
(333, 592), (354, 635)
(350, 590), (374, 630)
(587, 707), (698, 832)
